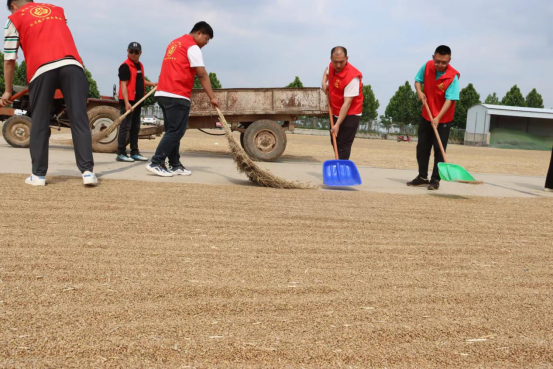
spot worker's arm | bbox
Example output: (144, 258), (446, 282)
(0, 60), (16, 106)
(145, 80), (157, 87)
(321, 67), (329, 94)
(432, 100), (453, 127)
(331, 96), (354, 136)
(120, 80), (133, 111)
(415, 81), (426, 104)
(195, 67), (220, 109)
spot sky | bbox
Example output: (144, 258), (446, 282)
(3, 0), (553, 114)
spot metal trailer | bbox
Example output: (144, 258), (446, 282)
(2, 87), (328, 162)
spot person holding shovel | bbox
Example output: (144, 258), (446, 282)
(1, 0), (97, 186)
(407, 45), (460, 191)
(546, 147), (553, 192)
(116, 42), (157, 163)
(321, 46), (363, 160)
(146, 21), (220, 177)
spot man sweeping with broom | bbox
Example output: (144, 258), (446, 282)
(1, 0), (97, 186)
(146, 21), (220, 177)
(407, 45), (460, 191)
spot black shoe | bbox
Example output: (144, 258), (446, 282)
(427, 180), (440, 191)
(407, 176), (430, 187)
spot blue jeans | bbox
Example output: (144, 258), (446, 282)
(151, 96), (191, 166)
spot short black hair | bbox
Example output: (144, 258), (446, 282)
(435, 45), (452, 56)
(190, 21), (214, 39)
(7, 0), (33, 11)
(331, 46), (347, 57)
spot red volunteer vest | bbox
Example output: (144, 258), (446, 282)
(328, 63), (364, 116)
(157, 34), (198, 98)
(422, 60), (460, 123)
(118, 58), (145, 101)
(9, 3), (82, 83)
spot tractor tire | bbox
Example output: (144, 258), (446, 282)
(242, 120), (287, 162)
(2, 115), (31, 148)
(88, 105), (121, 153)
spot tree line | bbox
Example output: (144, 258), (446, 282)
(287, 75), (546, 130)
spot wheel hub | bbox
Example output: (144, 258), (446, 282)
(254, 130), (277, 153)
(11, 123), (30, 141)
(91, 117), (117, 144)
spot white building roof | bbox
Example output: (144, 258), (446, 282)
(473, 104), (553, 120)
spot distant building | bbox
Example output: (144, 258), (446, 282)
(465, 104), (553, 147)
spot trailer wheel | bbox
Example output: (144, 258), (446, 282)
(242, 120), (287, 162)
(2, 115), (31, 148)
(88, 106), (121, 153)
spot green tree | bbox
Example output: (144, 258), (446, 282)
(361, 85), (379, 122)
(144, 76), (156, 106)
(13, 61), (27, 86)
(380, 115), (393, 133)
(193, 72), (222, 89)
(484, 92), (500, 105)
(384, 81), (421, 132)
(84, 67), (101, 98)
(452, 83), (481, 129)
(525, 88), (544, 108)
(501, 85), (526, 107)
(286, 76), (304, 88)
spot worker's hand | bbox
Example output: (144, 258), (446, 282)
(153, 82), (158, 87)
(125, 101), (133, 112)
(431, 117), (440, 128)
(418, 92), (427, 104)
(0, 92), (13, 107)
(211, 98), (221, 109)
(321, 84), (328, 94)
(331, 124), (340, 136)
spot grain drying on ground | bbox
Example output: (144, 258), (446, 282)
(1, 174), (552, 368)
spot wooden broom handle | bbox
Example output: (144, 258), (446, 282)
(424, 101), (448, 163)
(326, 94), (340, 160)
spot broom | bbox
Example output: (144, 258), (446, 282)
(91, 87), (157, 144)
(214, 107), (311, 189)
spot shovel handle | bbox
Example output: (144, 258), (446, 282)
(326, 94), (339, 160)
(424, 101), (448, 163)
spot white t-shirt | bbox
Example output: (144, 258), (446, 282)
(326, 68), (362, 116)
(155, 45), (205, 100)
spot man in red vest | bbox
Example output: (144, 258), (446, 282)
(1, 0), (97, 186)
(146, 21), (220, 177)
(321, 46), (364, 160)
(546, 147), (553, 192)
(407, 45), (460, 191)
(116, 42), (157, 163)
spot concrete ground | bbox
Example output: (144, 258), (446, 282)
(0, 137), (550, 198)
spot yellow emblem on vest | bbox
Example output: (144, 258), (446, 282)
(334, 79), (341, 89)
(167, 45), (177, 57)
(30, 6), (52, 18)
(438, 83), (445, 92)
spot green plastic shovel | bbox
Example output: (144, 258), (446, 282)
(424, 102), (480, 184)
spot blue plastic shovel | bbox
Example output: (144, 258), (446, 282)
(323, 98), (362, 186)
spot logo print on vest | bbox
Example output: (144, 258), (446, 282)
(438, 83), (445, 92)
(30, 6), (52, 18)
(167, 45), (177, 57)
(334, 79), (341, 89)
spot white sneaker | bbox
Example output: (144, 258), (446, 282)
(82, 171), (98, 186)
(170, 164), (192, 176)
(545, 188), (553, 192)
(146, 163), (174, 177)
(25, 175), (46, 186)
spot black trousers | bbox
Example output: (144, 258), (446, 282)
(151, 97), (191, 166)
(28, 66), (94, 176)
(330, 115), (360, 160)
(417, 117), (452, 182)
(546, 146), (553, 189)
(117, 101), (142, 155)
